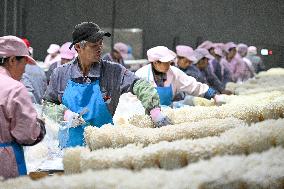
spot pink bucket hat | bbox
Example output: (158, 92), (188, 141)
(176, 45), (197, 62)
(47, 44), (60, 54)
(213, 43), (224, 49)
(237, 43), (248, 56)
(147, 46), (176, 63)
(0, 35), (36, 64)
(114, 42), (128, 59)
(194, 48), (215, 64)
(224, 42), (237, 53)
(214, 47), (223, 57)
(197, 41), (214, 50)
(59, 42), (77, 60)
(247, 46), (257, 55)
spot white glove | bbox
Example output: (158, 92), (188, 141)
(213, 94), (226, 106)
(64, 109), (86, 127)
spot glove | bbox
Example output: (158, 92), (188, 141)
(150, 108), (173, 128)
(213, 94), (226, 106)
(172, 101), (185, 108)
(64, 109), (86, 127)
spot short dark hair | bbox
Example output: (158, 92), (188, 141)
(0, 56), (25, 65)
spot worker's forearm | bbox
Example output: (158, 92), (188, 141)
(132, 79), (160, 114)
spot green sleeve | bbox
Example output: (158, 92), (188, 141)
(133, 79), (160, 114)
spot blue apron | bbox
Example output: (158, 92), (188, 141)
(59, 79), (113, 148)
(148, 66), (173, 106)
(156, 85), (173, 106)
(0, 141), (27, 176)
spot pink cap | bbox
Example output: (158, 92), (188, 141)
(47, 44), (60, 54)
(59, 42), (77, 60)
(194, 48), (215, 64)
(114, 42), (128, 59)
(237, 43), (248, 57)
(224, 42), (237, 53)
(176, 45), (197, 62)
(0, 35), (36, 64)
(198, 41), (214, 50)
(147, 46), (176, 63)
(247, 46), (257, 55)
(213, 43), (224, 49)
(214, 47), (223, 57)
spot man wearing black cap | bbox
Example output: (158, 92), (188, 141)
(44, 22), (172, 148)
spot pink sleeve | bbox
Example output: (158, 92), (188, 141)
(8, 84), (40, 145)
(234, 59), (247, 81)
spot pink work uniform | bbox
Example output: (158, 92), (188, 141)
(0, 67), (40, 179)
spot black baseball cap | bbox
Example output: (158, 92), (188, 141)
(69, 22), (111, 49)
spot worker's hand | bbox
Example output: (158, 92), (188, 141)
(150, 107), (173, 128)
(64, 109), (86, 127)
(213, 94), (226, 106)
(221, 89), (233, 95)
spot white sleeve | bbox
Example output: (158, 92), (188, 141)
(172, 67), (209, 97)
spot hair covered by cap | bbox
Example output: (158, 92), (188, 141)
(237, 43), (248, 56)
(224, 42), (237, 53)
(197, 40), (214, 50)
(114, 42), (128, 59)
(0, 35), (36, 64)
(194, 48), (215, 64)
(176, 45), (197, 62)
(60, 42), (77, 60)
(70, 21), (111, 49)
(147, 46), (176, 63)
(248, 46), (257, 55)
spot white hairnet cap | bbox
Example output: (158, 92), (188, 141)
(147, 46), (176, 63)
(224, 42), (237, 53)
(247, 46), (257, 55)
(176, 45), (197, 62)
(193, 48), (215, 64)
(237, 43), (248, 56)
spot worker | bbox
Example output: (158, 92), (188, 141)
(220, 42), (254, 83)
(0, 36), (46, 179)
(246, 46), (265, 73)
(135, 46), (222, 107)
(21, 38), (48, 104)
(102, 42), (129, 68)
(46, 42), (77, 83)
(237, 43), (255, 78)
(43, 43), (61, 69)
(209, 45), (231, 87)
(197, 40), (216, 57)
(44, 22), (171, 148)
(183, 48), (232, 94)
(175, 45), (197, 72)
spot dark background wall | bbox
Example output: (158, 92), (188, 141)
(1, 0), (283, 68)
